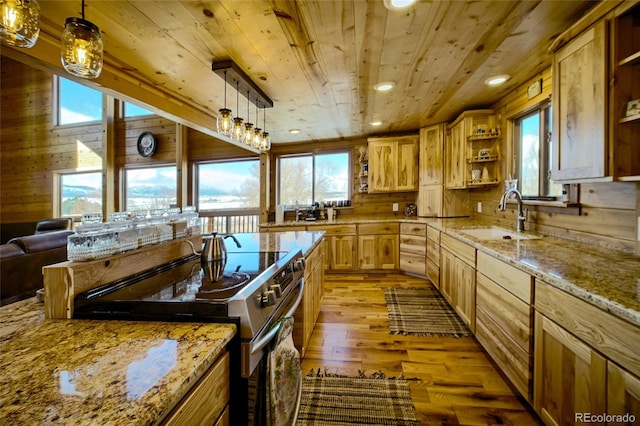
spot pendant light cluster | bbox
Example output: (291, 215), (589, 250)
(212, 60), (273, 152)
(0, 0), (40, 48)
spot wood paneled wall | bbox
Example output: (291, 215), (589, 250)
(469, 68), (639, 253)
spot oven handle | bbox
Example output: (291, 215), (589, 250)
(250, 277), (305, 356)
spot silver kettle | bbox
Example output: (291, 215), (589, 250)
(186, 232), (242, 262)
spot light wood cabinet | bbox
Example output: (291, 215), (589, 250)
(445, 110), (498, 189)
(162, 351), (230, 426)
(608, 363), (640, 422)
(313, 224), (357, 270)
(439, 234), (475, 332)
(476, 251), (533, 401)
(419, 123), (444, 185)
(357, 223), (399, 270)
(368, 135), (418, 193)
(399, 223), (427, 277)
(426, 226), (440, 288)
(294, 239), (325, 357)
(550, 1), (640, 182)
(533, 312), (607, 426)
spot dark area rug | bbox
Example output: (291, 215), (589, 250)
(384, 286), (471, 337)
(296, 370), (419, 426)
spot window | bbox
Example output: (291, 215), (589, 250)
(57, 77), (102, 125)
(124, 102), (154, 118)
(513, 102), (561, 199)
(124, 166), (177, 211)
(197, 159), (260, 210)
(59, 171), (103, 217)
(277, 152), (350, 206)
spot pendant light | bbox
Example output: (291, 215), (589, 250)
(231, 80), (244, 142)
(260, 106), (271, 152)
(242, 90), (253, 145)
(216, 70), (233, 136)
(0, 0), (40, 48)
(252, 100), (262, 149)
(61, 0), (103, 79)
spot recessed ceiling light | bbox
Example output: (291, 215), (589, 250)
(374, 81), (395, 92)
(289, 128), (301, 134)
(383, 0), (417, 10)
(484, 75), (510, 87)
(370, 121), (382, 126)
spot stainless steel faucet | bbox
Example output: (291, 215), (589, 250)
(498, 187), (527, 232)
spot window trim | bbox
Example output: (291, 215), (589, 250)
(54, 168), (103, 219)
(276, 150), (352, 207)
(194, 158), (261, 213)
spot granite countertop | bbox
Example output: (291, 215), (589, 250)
(427, 218), (640, 327)
(0, 230), (325, 425)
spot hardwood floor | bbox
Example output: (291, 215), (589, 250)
(300, 272), (542, 425)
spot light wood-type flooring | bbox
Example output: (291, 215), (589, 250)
(300, 272), (542, 425)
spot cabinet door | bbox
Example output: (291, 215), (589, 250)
(445, 121), (465, 188)
(368, 141), (395, 192)
(417, 184), (442, 217)
(551, 21), (607, 181)
(533, 312), (607, 426)
(331, 235), (356, 270)
(420, 124), (444, 185)
(608, 363), (640, 422)
(439, 248), (456, 305)
(376, 234), (398, 270)
(358, 234), (377, 269)
(395, 139), (418, 191)
(454, 258), (475, 332)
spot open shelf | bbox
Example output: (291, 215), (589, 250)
(468, 155), (499, 163)
(618, 50), (640, 66)
(468, 132), (500, 141)
(620, 113), (640, 124)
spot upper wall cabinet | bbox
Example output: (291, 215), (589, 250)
(445, 110), (499, 189)
(368, 135), (418, 193)
(550, 1), (640, 182)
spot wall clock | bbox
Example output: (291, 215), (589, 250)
(137, 131), (157, 157)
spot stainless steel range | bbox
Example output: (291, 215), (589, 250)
(74, 238), (306, 426)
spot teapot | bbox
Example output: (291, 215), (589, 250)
(185, 232), (242, 262)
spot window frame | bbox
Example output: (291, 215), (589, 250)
(122, 163), (178, 212)
(54, 169), (104, 220)
(53, 76), (103, 127)
(194, 158), (261, 213)
(512, 99), (558, 200)
(276, 150), (351, 207)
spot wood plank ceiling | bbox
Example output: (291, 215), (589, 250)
(3, 0), (595, 146)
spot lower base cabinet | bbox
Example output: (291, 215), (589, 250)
(439, 234), (475, 332)
(357, 223), (399, 270)
(399, 223), (427, 277)
(294, 239), (325, 357)
(162, 351), (230, 426)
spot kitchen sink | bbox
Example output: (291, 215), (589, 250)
(458, 226), (542, 241)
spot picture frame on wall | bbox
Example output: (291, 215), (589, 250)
(626, 99), (640, 117)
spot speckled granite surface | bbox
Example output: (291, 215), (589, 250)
(0, 231), (325, 425)
(263, 218), (640, 327)
(0, 298), (236, 425)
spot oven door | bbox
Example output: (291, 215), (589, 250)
(245, 277), (304, 426)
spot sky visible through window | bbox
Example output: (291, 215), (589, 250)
(59, 77), (102, 125)
(198, 160), (260, 210)
(125, 102), (153, 117)
(126, 166), (177, 211)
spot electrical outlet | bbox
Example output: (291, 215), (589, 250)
(477, 202), (482, 213)
(392, 203), (399, 212)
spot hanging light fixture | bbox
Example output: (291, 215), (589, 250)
(61, 0), (103, 79)
(260, 106), (270, 152)
(0, 0), (40, 48)
(216, 70), (233, 136)
(231, 80), (244, 142)
(252, 100), (262, 149)
(242, 90), (253, 145)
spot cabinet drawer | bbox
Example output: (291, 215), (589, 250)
(477, 274), (531, 354)
(317, 224), (356, 235)
(440, 234), (475, 266)
(163, 351), (230, 426)
(358, 223), (399, 235)
(477, 251), (531, 303)
(400, 223), (426, 236)
(476, 309), (531, 400)
(426, 238), (439, 264)
(426, 258), (439, 287)
(535, 281), (640, 377)
(400, 252), (426, 276)
(399, 234), (426, 255)
(426, 226), (440, 244)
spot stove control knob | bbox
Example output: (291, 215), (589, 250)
(262, 290), (277, 306)
(269, 284), (282, 298)
(293, 258), (306, 271)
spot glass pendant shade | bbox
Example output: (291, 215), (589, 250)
(260, 132), (271, 152)
(231, 117), (244, 141)
(61, 17), (103, 79)
(252, 127), (262, 149)
(216, 108), (233, 136)
(0, 0), (40, 48)
(242, 122), (253, 145)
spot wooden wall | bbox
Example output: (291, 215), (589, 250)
(468, 68), (639, 253)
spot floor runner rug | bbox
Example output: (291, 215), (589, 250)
(296, 371), (419, 425)
(384, 286), (471, 337)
